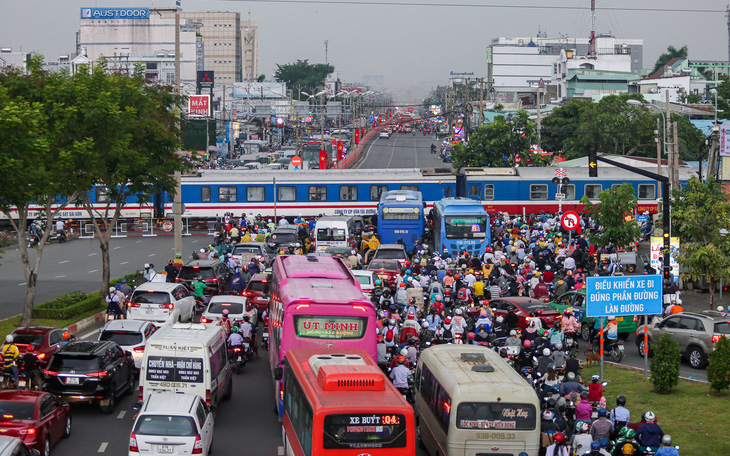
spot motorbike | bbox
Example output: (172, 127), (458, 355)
(592, 338), (625, 362)
(48, 229), (68, 243)
(564, 332), (578, 351)
(261, 325), (270, 350)
(242, 337), (255, 361)
(230, 345), (245, 374)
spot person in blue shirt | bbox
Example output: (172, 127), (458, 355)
(609, 395), (631, 436)
(654, 435), (679, 456)
(636, 411), (664, 450)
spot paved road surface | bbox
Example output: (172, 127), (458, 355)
(356, 131), (449, 169)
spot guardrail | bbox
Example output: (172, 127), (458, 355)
(334, 126), (383, 169)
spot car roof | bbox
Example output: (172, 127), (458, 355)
(0, 436), (19, 453)
(134, 282), (181, 293)
(208, 295), (246, 304)
(102, 320), (150, 332)
(377, 244), (406, 250)
(500, 297), (556, 307)
(12, 326), (58, 335)
(57, 340), (115, 355)
(182, 260), (223, 267)
(681, 311), (729, 322)
(0, 390), (43, 403)
(250, 273), (269, 281)
(234, 242), (267, 248)
(142, 393), (200, 414)
(351, 270), (374, 277)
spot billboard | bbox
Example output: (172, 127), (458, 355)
(720, 124), (730, 157)
(232, 82), (286, 99)
(586, 275), (663, 317)
(80, 7), (149, 19)
(188, 95), (210, 117)
(197, 71), (214, 91)
(650, 236), (680, 281)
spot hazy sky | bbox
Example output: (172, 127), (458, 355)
(1, 0), (728, 102)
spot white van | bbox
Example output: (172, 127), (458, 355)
(415, 345), (541, 456)
(313, 216), (365, 251)
(139, 323), (233, 407)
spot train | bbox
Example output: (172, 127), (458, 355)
(0, 164), (696, 222)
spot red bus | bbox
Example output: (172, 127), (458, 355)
(282, 348), (415, 455)
(269, 255), (377, 419)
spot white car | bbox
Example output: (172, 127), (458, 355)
(98, 320), (157, 369)
(127, 282), (196, 325)
(352, 270), (376, 299)
(379, 131), (390, 139)
(201, 295), (257, 326)
(129, 393), (214, 456)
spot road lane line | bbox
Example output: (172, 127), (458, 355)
(18, 283), (26, 286)
(88, 253), (97, 256)
(278, 446), (284, 456)
(120, 261), (129, 265)
(56, 275), (66, 278)
(135, 240), (141, 243)
(79, 328), (99, 340)
(97, 442), (108, 452)
(113, 246), (121, 250)
(117, 410), (126, 419)
(88, 270), (98, 273)
(147, 253), (156, 257)
(59, 260), (69, 264)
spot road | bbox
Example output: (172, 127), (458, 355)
(356, 130), (449, 169)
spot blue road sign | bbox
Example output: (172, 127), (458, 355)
(368, 115), (375, 122)
(586, 275), (663, 317)
(637, 215), (647, 223)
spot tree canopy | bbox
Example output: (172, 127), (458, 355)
(274, 60), (334, 100)
(580, 182), (641, 249)
(652, 45), (688, 76)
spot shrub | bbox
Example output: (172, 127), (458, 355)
(708, 335), (730, 393)
(32, 292), (89, 315)
(650, 332), (681, 394)
(32, 296), (105, 320)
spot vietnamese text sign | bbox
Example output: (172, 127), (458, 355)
(720, 124), (730, 157)
(650, 236), (679, 280)
(586, 275), (663, 317)
(188, 95), (210, 117)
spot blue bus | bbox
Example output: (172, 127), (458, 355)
(377, 190), (425, 250)
(431, 197), (490, 257)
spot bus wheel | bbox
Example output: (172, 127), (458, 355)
(416, 425), (426, 449)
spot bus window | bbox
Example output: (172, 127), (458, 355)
(96, 187), (110, 203)
(247, 186), (265, 202)
(445, 216), (488, 239)
(444, 186), (452, 197)
(308, 186), (327, 201)
(370, 185), (388, 201)
(585, 184), (602, 199)
(278, 186), (296, 202)
(218, 186), (237, 202)
(468, 185), (479, 198)
(639, 184), (655, 199)
(201, 186), (211, 203)
(339, 185), (358, 201)
(564, 184), (576, 199)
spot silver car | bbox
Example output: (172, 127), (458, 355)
(201, 295), (257, 326)
(127, 282), (196, 325)
(98, 320), (157, 369)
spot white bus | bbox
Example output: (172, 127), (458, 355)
(415, 344), (540, 456)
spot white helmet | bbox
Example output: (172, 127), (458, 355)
(144, 263), (150, 268)
(554, 342), (563, 350)
(718, 306), (725, 313)
(510, 330), (517, 336)
(200, 248), (205, 253)
(422, 322), (429, 329)
(543, 348), (551, 356)
(400, 348), (409, 357)
(455, 308), (463, 316)
(108, 287), (115, 294)
(5, 335), (13, 344)
(496, 316), (504, 323)
(607, 315), (616, 321)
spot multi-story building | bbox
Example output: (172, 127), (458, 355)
(242, 12), (258, 81)
(0, 48), (30, 70)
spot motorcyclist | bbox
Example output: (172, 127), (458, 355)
(2, 335), (20, 388)
(426, 307), (442, 331)
(504, 329), (521, 347)
(560, 371), (585, 396)
(191, 275), (208, 305)
(404, 298), (419, 319)
(143, 263), (157, 281)
(474, 309), (492, 333)
(550, 342), (566, 369)
(493, 315), (508, 339)
(654, 435), (679, 456)
(561, 308), (580, 347)
(588, 374), (604, 402)
(536, 348), (553, 376)
(517, 339), (534, 369)
(636, 411), (664, 451)
(239, 315), (258, 358)
(545, 432), (570, 456)
(400, 311), (420, 343)
(118, 278), (133, 298)
(58, 331), (72, 348)
(382, 319), (399, 352)
(20, 352), (42, 389)
(474, 324), (490, 344)
(451, 308), (469, 337)
(164, 260), (178, 282)
(105, 286), (125, 322)
(216, 309), (233, 336)
(570, 420), (593, 455)
(418, 322), (434, 349)
(590, 408), (614, 442)
(389, 355), (411, 394)
(229, 268), (244, 294)
(610, 395), (631, 434)
(564, 350), (581, 377)
(612, 428), (644, 456)
(575, 391), (593, 421)
(227, 325), (244, 349)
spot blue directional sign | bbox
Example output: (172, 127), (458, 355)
(637, 215), (647, 223)
(368, 115), (375, 122)
(586, 275), (663, 317)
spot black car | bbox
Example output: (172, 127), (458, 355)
(176, 259), (231, 294)
(267, 226), (306, 252)
(43, 340), (135, 414)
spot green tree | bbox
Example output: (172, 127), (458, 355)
(671, 177), (730, 309)
(650, 333), (681, 394)
(73, 62), (186, 299)
(273, 60), (334, 100)
(580, 182), (640, 249)
(451, 110), (546, 170)
(0, 57), (93, 325)
(651, 45), (688, 76)
(707, 335), (730, 393)
(540, 99), (591, 156)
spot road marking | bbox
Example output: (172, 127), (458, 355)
(88, 252), (97, 256)
(56, 275), (66, 278)
(135, 240), (141, 243)
(113, 246), (121, 250)
(120, 261), (129, 265)
(117, 410), (126, 419)
(59, 260), (69, 264)
(147, 253), (156, 257)
(97, 442), (108, 453)
(88, 270), (98, 274)
(278, 446), (284, 456)
(78, 328), (99, 340)
(355, 135), (380, 169)
(18, 283), (26, 286)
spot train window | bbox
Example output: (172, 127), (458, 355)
(584, 184), (602, 199)
(96, 187), (110, 203)
(530, 184), (548, 200)
(638, 184), (655, 199)
(400, 185), (418, 191)
(339, 186), (358, 201)
(444, 186), (452, 197)
(483, 185), (494, 200)
(611, 184), (621, 190)
(308, 186), (327, 202)
(370, 185), (388, 201)
(219, 186), (238, 202)
(469, 185), (479, 198)
(563, 184), (576, 200)
(278, 186), (296, 202)
(247, 186), (265, 202)
(201, 186), (211, 203)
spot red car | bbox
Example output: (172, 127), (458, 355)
(367, 259), (401, 288)
(0, 390), (71, 455)
(242, 272), (271, 313)
(488, 297), (562, 330)
(10, 327), (72, 368)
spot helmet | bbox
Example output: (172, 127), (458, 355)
(444, 317), (452, 325)
(543, 348), (551, 356)
(455, 308), (463, 316)
(625, 429), (636, 440)
(523, 339), (531, 348)
(199, 248), (205, 253)
(144, 263), (150, 268)
(62, 331), (70, 340)
(542, 410), (554, 420)
(454, 274), (460, 280)
(591, 441), (602, 450)
(510, 330), (517, 336)
(480, 309), (487, 317)
(421, 322), (429, 329)
(563, 309), (571, 316)
(405, 269), (412, 275)
(115, 284), (122, 290)
(578, 421), (589, 433)
(597, 407), (607, 417)
(390, 304), (397, 312)
(662, 435), (672, 446)
(566, 372), (576, 381)
(108, 287), (115, 294)
(407, 311), (415, 319)
(468, 332), (475, 340)
(553, 433), (565, 444)
(377, 334), (384, 343)
(496, 316), (504, 323)
(397, 355), (406, 365)
(399, 283), (406, 288)
(374, 279), (381, 286)
(400, 348), (409, 357)
(644, 411), (656, 423)
(718, 306), (725, 313)
(222, 309), (229, 316)
(547, 363), (555, 371)
(389, 319), (395, 326)
(121, 278), (127, 283)
(554, 342), (562, 350)
(231, 325), (239, 333)
(435, 294), (443, 302)
(619, 427), (630, 438)
(410, 297), (417, 304)
(616, 395), (627, 406)
(4, 335), (12, 344)
(608, 315), (616, 321)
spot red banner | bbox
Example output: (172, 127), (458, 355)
(378, 115), (382, 123)
(337, 141), (344, 161)
(354, 129), (360, 145)
(319, 150), (328, 169)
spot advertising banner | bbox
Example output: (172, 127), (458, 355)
(720, 124), (730, 157)
(145, 356), (203, 383)
(650, 236), (680, 280)
(188, 95), (210, 117)
(81, 7), (149, 19)
(586, 275), (663, 317)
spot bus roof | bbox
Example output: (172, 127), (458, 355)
(276, 255), (352, 280)
(419, 345), (530, 398)
(434, 197), (488, 214)
(274, 256), (370, 305)
(287, 349), (408, 410)
(379, 189), (423, 204)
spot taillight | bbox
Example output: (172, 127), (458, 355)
(128, 302), (141, 308)
(42, 369), (59, 376)
(18, 428), (36, 437)
(129, 433), (139, 453)
(633, 316), (638, 322)
(712, 334), (723, 343)
(205, 389), (211, 405)
(279, 381), (284, 403)
(86, 371), (108, 377)
(204, 278), (218, 282)
(133, 346), (145, 353)
(192, 434), (203, 454)
(37, 353), (45, 359)
(138, 386), (143, 402)
(159, 304), (174, 309)
(200, 317), (210, 323)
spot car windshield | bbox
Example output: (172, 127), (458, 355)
(233, 246), (262, 256)
(318, 228), (346, 242)
(130, 291), (171, 305)
(369, 261), (397, 271)
(99, 331), (143, 346)
(0, 401), (35, 420)
(11, 333), (44, 347)
(48, 355), (101, 373)
(526, 304), (550, 312)
(374, 249), (405, 260)
(269, 233), (298, 244)
(207, 301), (244, 314)
(178, 267), (215, 280)
(246, 280), (268, 293)
(134, 415), (198, 437)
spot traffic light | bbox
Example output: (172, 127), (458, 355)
(588, 143), (598, 177)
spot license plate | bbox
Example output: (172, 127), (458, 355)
(18, 380), (26, 388)
(65, 377), (79, 385)
(242, 343), (249, 349)
(618, 344), (625, 350)
(144, 308), (154, 315)
(157, 445), (173, 454)
(616, 316), (624, 321)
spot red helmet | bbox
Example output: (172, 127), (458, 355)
(554, 433), (566, 444)
(445, 317), (452, 325)
(535, 309), (543, 316)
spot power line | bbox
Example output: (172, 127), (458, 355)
(218, 0), (723, 13)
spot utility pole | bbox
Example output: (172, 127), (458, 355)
(173, 7), (183, 258)
(665, 91), (674, 191)
(672, 121), (680, 190)
(479, 78), (484, 130)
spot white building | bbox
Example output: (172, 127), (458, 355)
(0, 48), (29, 70)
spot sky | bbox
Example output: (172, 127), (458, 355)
(1, 0), (728, 102)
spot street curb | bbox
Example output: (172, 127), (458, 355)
(66, 311), (105, 335)
(602, 360), (708, 384)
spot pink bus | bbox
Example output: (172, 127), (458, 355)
(268, 255), (377, 419)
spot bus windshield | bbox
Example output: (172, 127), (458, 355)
(317, 228), (346, 241)
(456, 402), (537, 430)
(323, 413), (408, 449)
(293, 315), (368, 339)
(381, 206), (421, 220)
(445, 216), (488, 238)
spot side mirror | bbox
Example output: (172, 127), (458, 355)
(274, 367), (283, 381)
(125, 350), (133, 358)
